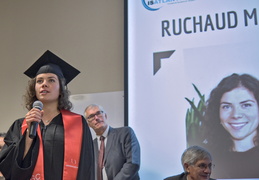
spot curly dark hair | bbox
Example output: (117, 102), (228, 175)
(23, 76), (72, 111)
(203, 73), (259, 152)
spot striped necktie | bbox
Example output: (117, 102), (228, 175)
(97, 136), (105, 180)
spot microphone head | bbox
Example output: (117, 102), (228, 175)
(33, 101), (43, 110)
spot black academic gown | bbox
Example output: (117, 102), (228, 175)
(0, 113), (95, 180)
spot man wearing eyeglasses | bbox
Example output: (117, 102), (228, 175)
(164, 146), (216, 180)
(84, 104), (140, 180)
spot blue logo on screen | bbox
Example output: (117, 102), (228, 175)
(142, 0), (195, 11)
(142, 0), (161, 11)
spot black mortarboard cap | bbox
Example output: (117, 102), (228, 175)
(24, 50), (80, 85)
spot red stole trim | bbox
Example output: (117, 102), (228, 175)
(22, 110), (83, 180)
(62, 110), (83, 180)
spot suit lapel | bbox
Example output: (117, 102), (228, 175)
(104, 127), (115, 162)
(93, 138), (98, 162)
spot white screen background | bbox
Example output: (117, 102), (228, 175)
(127, 0), (259, 179)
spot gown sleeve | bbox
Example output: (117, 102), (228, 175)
(0, 118), (39, 180)
(76, 116), (95, 180)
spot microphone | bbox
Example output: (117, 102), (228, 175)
(29, 101), (43, 139)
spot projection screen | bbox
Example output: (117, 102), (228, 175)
(126, 0), (259, 179)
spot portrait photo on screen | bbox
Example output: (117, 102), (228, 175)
(183, 39), (259, 179)
(186, 73), (259, 179)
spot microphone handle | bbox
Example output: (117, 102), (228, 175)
(29, 121), (39, 139)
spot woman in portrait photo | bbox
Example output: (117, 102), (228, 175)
(202, 73), (259, 179)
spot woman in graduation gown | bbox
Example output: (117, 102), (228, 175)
(0, 50), (95, 180)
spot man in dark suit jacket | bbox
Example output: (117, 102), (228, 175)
(85, 104), (140, 180)
(164, 146), (216, 180)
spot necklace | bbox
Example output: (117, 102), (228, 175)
(43, 119), (51, 124)
(43, 110), (60, 124)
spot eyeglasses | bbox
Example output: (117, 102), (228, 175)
(87, 111), (104, 122)
(196, 163), (215, 170)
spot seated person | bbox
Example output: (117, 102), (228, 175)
(164, 146), (215, 180)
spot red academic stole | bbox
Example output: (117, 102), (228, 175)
(21, 110), (83, 180)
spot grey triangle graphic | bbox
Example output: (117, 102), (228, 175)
(153, 50), (175, 75)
